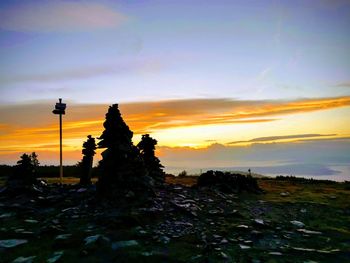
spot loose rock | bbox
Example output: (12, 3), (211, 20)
(297, 229), (322, 235)
(111, 240), (139, 250)
(280, 192), (290, 197)
(290, 220), (305, 228)
(239, 244), (251, 249)
(12, 256), (36, 263)
(268, 252), (282, 256)
(0, 239), (28, 248)
(47, 251), (64, 263)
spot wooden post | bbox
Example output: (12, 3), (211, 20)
(53, 98), (66, 184)
(59, 111), (63, 184)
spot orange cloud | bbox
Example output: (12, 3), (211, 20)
(228, 133), (337, 144)
(0, 96), (350, 164)
(119, 96), (350, 132)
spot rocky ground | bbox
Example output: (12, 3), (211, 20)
(0, 177), (349, 263)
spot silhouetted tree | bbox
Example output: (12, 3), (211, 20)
(97, 104), (153, 198)
(30, 152), (40, 167)
(137, 134), (165, 184)
(10, 153), (37, 184)
(79, 135), (97, 185)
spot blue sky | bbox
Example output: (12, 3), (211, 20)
(1, 0), (349, 103)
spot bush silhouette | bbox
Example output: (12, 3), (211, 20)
(197, 170), (261, 193)
(79, 135), (97, 185)
(178, 170), (188, 178)
(97, 104), (153, 198)
(9, 153), (39, 185)
(137, 134), (165, 184)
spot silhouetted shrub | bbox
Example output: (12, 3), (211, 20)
(197, 170), (261, 193)
(8, 153), (39, 185)
(137, 134), (165, 184)
(79, 135), (97, 185)
(275, 175), (337, 184)
(97, 104), (154, 199)
(178, 170), (188, 178)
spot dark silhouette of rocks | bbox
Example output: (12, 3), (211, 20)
(197, 170), (261, 193)
(1, 177), (346, 262)
(79, 135), (97, 185)
(137, 134), (165, 184)
(96, 104), (154, 199)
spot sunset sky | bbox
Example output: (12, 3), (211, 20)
(0, 0), (349, 179)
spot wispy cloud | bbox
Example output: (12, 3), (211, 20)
(257, 67), (271, 80)
(1, 96), (350, 133)
(1, 60), (165, 84)
(119, 96), (350, 132)
(0, 1), (127, 32)
(333, 82), (350, 88)
(228, 133), (337, 144)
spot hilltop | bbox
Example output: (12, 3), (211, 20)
(0, 176), (349, 263)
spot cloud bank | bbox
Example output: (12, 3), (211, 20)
(229, 133), (337, 144)
(159, 139), (350, 179)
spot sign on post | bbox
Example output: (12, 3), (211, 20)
(52, 98), (66, 184)
(53, 99), (66, 114)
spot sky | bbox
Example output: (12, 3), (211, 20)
(0, 0), (349, 180)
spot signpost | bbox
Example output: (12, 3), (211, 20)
(52, 98), (66, 184)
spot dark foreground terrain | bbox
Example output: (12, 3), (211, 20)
(0, 177), (349, 263)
